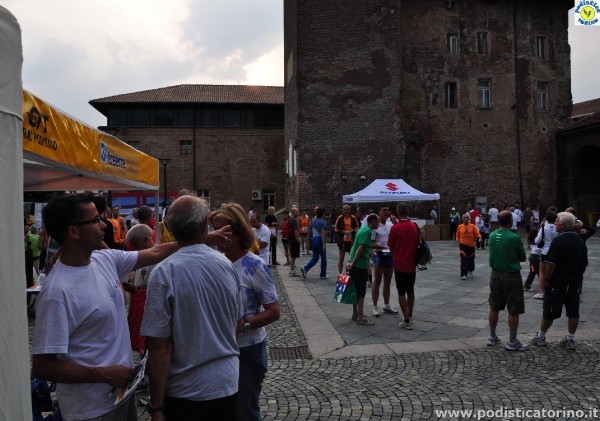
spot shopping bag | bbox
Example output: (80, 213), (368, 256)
(334, 273), (357, 304)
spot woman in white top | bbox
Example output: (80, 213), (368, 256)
(533, 210), (559, 299)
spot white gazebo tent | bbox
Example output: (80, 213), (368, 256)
(342, 178), (441, 223)
(0, 6), (31, 419)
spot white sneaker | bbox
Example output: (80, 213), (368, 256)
(372, 306), (380, 318)
(467, 271), (473, 278)
(461, 275), (466, 280)
(399, 319), (413, 330)
(532, 292), (544, 299)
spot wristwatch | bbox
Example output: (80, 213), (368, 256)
(146, 403), (164, 414)
(243, 317), (251, 332)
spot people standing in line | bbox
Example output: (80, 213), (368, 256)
(250, 214), (271, 266)
(300, 207), (328, 280)
(456, 213), (482, 280)
(388, 205), (420, 330)
(279, 210), (292, 266)
(449, 207), (460, 240)
(264, 206), (280, 266)
(488, 203), (499, 231)
(208, 204), (280, 421)
(370, 204), (398, 318)
(31, 191), (180, 420)
(141, 195), (242, 420)
(523, 226), (542, 291)
(487, 211), (529, 351)
(533, 210), (558, 300)
(529, 212), (588, 350)
(347, 214), (380, 326)
(288, 207), (301, 277)
(335, 205), (360, 275)
(299, 209), (310, 255)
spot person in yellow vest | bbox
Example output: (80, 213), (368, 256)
(159, 207), (176, 243)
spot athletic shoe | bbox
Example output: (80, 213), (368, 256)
(372, 306), (380, 318)
(300, 267), (307, 279)
(467, 271), (473, 278)
(366, 281), (373, 288)
(461, 275), (467, 280)
(505, 339), (529, 351)
(319, 276), (329, 280)
(383, 306), (399, 315)
(351, 313), (358, 321)
(289, 271), (298, 277)
(399, 320), (413, 330)
(356, 316), (374, 326)
(532, 292), (544, 299)
(487, 336), (500, 347)
(284, 262), (290, 266)
(529, 333), (547, 347)
(560, 336), (576, 350)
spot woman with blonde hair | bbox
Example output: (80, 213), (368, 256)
(208, 203), (280, 421)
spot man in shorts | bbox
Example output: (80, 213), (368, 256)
(347, 214), (380, 325)
(334, 205), (360, 274)
(388, 205), (420, 329)
(529, 211), (588, 350)
(370, 204), (398, 317)
(487, 211), (528, 351)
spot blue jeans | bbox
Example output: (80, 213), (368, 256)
(237, 339), (268, 421)
(304, 236), (327, 277)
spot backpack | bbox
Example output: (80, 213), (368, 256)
(31, 378), (61, 421)
(280, 219), (292, 238)
(414, 223), (432, 270)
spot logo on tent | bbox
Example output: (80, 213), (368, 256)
(385, 183), (398, 191)
(100, 142), (127, 169)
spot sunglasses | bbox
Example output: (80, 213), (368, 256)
(73, 215), (102, 226)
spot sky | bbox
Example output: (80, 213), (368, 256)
(3, 2), (599, 128)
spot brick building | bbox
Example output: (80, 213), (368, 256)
(284, 0), (573, 219)
(90, 84), (285, 213)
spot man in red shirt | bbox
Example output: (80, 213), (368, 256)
(388, 205), (420, 330)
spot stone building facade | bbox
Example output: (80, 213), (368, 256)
(284, 0), (573, 218)
(90, 85), (285, 214)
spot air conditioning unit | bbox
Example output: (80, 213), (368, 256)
(251, 190), (262, 201)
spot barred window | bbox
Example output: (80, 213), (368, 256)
(180, 140), (192, 154)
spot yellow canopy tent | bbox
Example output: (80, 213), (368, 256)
(22, 90), (159, 192)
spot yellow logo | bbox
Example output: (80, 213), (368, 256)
(575, 1), (600, 26)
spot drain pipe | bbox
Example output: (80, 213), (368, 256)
(513, 3), (525, 206)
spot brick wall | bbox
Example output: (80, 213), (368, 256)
(285, 0), (572, 220)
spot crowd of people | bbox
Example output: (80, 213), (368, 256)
(27, 192), (595, 420)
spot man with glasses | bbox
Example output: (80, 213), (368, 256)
(334, 205), (360, 275)
(31, 192), (230, 420)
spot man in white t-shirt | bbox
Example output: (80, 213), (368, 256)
(488, 204), (499, 231)
(250, 213), (272, 265)
(31, 191), (180, 421)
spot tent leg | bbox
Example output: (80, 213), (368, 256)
(155, 191), (161, 244)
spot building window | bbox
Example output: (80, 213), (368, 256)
(537, 82), (549, 111)
(477, 32), (488, 54)
(444, 82), (457, 109)
(445, 0), (455, 10)
(197, 189), (210, 208)
(180, 140), (192, 154)
(536, 36), (547, 59)
(262, 189), (275, 211)
(478, 79), (491, 109)
(447, 34), (459, 54)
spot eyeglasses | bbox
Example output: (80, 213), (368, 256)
(72, 215), (102, 226)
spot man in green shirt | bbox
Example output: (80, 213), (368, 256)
(487, 210), (528, 351)
(347, 214), (380, 325)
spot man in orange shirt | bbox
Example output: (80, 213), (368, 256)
(334, 205), (360, 274)
(299, 209), (311, 255)
(456, 213), (482, 280)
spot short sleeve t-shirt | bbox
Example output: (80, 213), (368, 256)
(545, 232), (588, 284)
(32, 249), (138, 420)
(349, 225), (372, 269)
(310, 217), (327, 238)
(488, 229), (525, 272)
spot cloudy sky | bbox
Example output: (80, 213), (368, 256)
(3, 1), (599, 128)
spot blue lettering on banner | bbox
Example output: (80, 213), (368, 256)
(100, 142), (127, 170)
